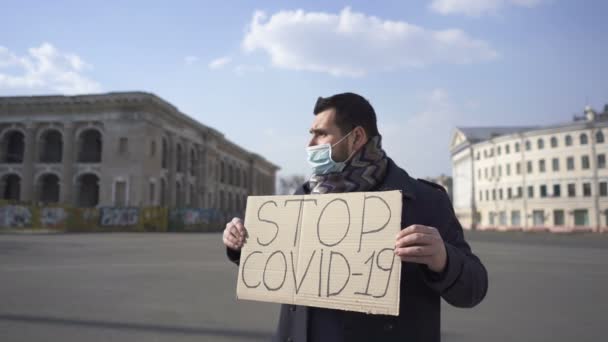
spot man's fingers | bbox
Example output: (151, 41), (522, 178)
(232, 217), (247, 237)
(395, 232), (434, 248)
(395, 245), (434, 257)
(396, 224), (438, 240)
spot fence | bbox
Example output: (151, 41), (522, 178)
(0, 201), (223, 232)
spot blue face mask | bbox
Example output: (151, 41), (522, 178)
(306, 131), (354, 175)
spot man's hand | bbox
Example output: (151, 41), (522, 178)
(395, 224), (447, 273)
(223, 217), (248, 251)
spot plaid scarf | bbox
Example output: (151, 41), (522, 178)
(307, 135), (388, 194)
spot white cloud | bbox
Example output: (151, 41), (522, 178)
(0, 43), (100, 94)
(429, 0), (545, 16)
(242, 7), (498, 77)
(184, 55), (199, 65)
(208, 56), (232, 70)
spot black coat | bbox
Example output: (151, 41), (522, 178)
(228, 158), (488, 342)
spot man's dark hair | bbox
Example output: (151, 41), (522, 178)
(313, 92), (380, 137)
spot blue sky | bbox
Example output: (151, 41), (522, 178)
(1, 0), (607, 179)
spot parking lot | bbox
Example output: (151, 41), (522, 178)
(1, 231), (607, 341)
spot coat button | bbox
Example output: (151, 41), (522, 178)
(384, 323), (394, 331)
(289, 306), (296, 312)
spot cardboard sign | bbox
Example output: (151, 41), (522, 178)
(236, 190), (403, 316)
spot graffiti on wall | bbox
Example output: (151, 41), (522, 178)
(40, 207), (67, 227)
(100, 207), (139, 227)
(170, 208), (221, 225)
(0, 205), (32, 228)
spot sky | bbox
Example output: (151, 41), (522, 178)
(1, 0), (607, 180)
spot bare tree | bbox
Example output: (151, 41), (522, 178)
(278, 174), (307, 195)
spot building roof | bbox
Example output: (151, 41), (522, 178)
(456, 126), (539, 143)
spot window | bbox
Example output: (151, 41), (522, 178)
(598, 154), (606, 169)
(149, 182), (155, 204)
(583, 182), (591, 197)
(550, 136), (558, 148)
(499, 211), (507, 226)
(507, 188), (512, 199)
(516, 162), (521, 174)
(497, 146), (501, 155)
(485, 190), (489, 201)
(528, 186), (534, 198)
(527, 161), (533, 173)
(489, 212), (495, 226)
(574, 209), (589, 226)
(568, 183), (576, 197)
(498, 165), (502, 177)
(478, 169), (481, 180)
(553, 184), (561, 197)
(115, 180), (127, 207)
(600, 182), (608, 197)
(511, 211), (521, 226)
(119, 137), (128, 154)
(565, 135), (572, 146)
(479, 191), (483, 201)
(553, 210), (565, 226)
(506, 164), (511, 176)
(582, 155), (590, 169)
(540, 185), (547, 198)
(580, 133), (588, 145)
(499, 188), (503, 200)
(505, 144), (510, 154)
(552, 158), (560, 171)
(597, 131), (604, 143)
(484, 168), (488, 179)
(532, 210), (545, 226)
(539, 159), (546, 173)
(491, 166), (495, 178)
(525, 140), (531, 151)
(476, 152), (480, 160)
(517, 186), (522, 198)
(150, 140), (156, 157)
(537, 138), (544, 150)
(567, 157), (575, 170)
(515, 142), (520, 152)
(492, 189), (496, 200)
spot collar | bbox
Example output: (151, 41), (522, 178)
(375, 158), (417, 200)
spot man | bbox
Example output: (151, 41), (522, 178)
(223, 93), (488, 342)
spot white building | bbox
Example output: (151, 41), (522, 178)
(451, 105), (608, 233)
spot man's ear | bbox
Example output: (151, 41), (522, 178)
(352, 126), (369, 151)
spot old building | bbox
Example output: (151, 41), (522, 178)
(0, 92), (279, 219)
(451, 104), (608, 233)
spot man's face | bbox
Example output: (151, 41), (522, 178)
(308, 108), (353, 162)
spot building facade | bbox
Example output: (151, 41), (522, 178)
(0, 92), (279, 219)
(451, 105), (608, 232)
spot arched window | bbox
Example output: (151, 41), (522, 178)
(596, 131), (604, 144)
(39, 130), (63, 163)
(550, 136), (558, 148)
(161, 139), (168, 169)
(580, 133), (588, 145)
(176, 144), (183, 173)
(77, 129), (102, 163)
(525, 140), (531, 151)
(565, 135), (572, 146)
(537, 138), (544, 150)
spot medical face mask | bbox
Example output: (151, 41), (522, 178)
(306, 131), (354, 175)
